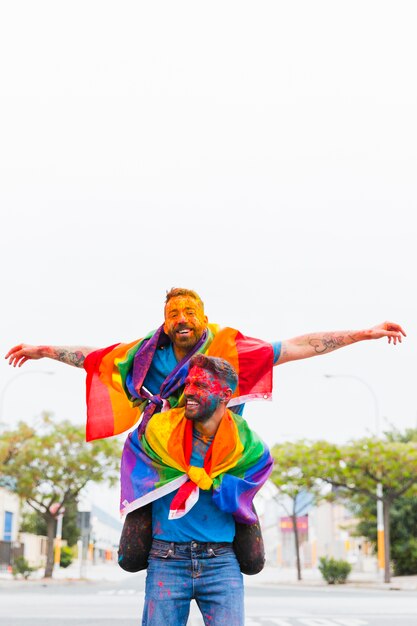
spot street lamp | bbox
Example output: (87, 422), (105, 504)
(50, 502), (65, 570)
(324, 373), (384, 578)
(0, 370), (55, 428)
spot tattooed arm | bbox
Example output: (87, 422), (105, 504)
(276, 321), (406, 365)
(5, 344), (96, 368)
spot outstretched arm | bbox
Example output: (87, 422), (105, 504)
(277, 321), (406, 365)
(5, 344), (96, 368)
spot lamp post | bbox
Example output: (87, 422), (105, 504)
(0, 370), (55, 428)
(324, 373), (384, 578)
(50, 502), (65, 570)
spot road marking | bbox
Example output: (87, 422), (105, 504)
(298, 620), (338, 626)
(97, 589), (137, 595)
(300, 620), (368, 626)
(245, 617), (294, 626)
(336, 617), (369, 626)
(245, 617), (369, 626)
(95, 606), (371, 626)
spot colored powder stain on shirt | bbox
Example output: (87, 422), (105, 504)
(192, 431), (212, 458)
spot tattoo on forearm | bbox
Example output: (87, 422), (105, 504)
(309, 334), (357, 354)
(54, 349), (86, 368)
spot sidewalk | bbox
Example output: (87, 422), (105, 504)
(2, 562), (417, 590)
(249, 565), (417, 591)
(0, 560), (140, 584)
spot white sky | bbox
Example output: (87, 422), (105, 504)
(1, 2), (416, 517)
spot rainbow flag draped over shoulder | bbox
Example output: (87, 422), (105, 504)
(120, 408), (273, 524)
(84, 324), (274, 441)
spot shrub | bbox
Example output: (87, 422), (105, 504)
(12, 556), (36, 580)
(391, 536), (417, 576)
(318, 556), (352, 584)
(60, 545), (73, 568)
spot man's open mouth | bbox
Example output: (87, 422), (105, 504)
(176, 328), (193, 336)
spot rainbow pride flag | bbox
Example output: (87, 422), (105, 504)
(120, 408), (273, 523)
(84, 325), (274, 441)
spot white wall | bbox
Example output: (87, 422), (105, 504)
(19, 532), (48, 568)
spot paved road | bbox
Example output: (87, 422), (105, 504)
(1, 575), (417, 625)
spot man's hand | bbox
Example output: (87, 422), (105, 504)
(5, 344), (45, 367)
(367, 322), (406, 344)
(5, 344), (95, 368)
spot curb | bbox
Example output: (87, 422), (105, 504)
(2, 568), (417, 592)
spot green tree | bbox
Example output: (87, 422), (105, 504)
(271, 441), (324, 581)
(20, 495), (80, 547)
(0, 414), (122, 578)
(20, 508), (47, 536)
(61, 496), (80, 547)
(385, 425), (417, 445)
(351, 427), (417, 576)
(309, 438), (417, 583)
(353, 494), (417, 576)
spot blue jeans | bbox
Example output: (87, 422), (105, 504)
(142, 539), (244, 626)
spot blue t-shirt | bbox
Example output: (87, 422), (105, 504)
(142, 344), (179, 395)
(152, 430), (236, 542)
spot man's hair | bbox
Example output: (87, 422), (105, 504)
(165, 288), (204, 312)
(189, 354), (238, 393)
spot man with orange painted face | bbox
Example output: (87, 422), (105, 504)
(5, 288), (406, 575)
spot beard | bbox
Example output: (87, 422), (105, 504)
(184, 397), (220, 422)
(166, 324), (205, 351)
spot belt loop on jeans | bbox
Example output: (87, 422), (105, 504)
(168, 541), (175, 556)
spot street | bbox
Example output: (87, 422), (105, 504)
(1, 574), (417, 626)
